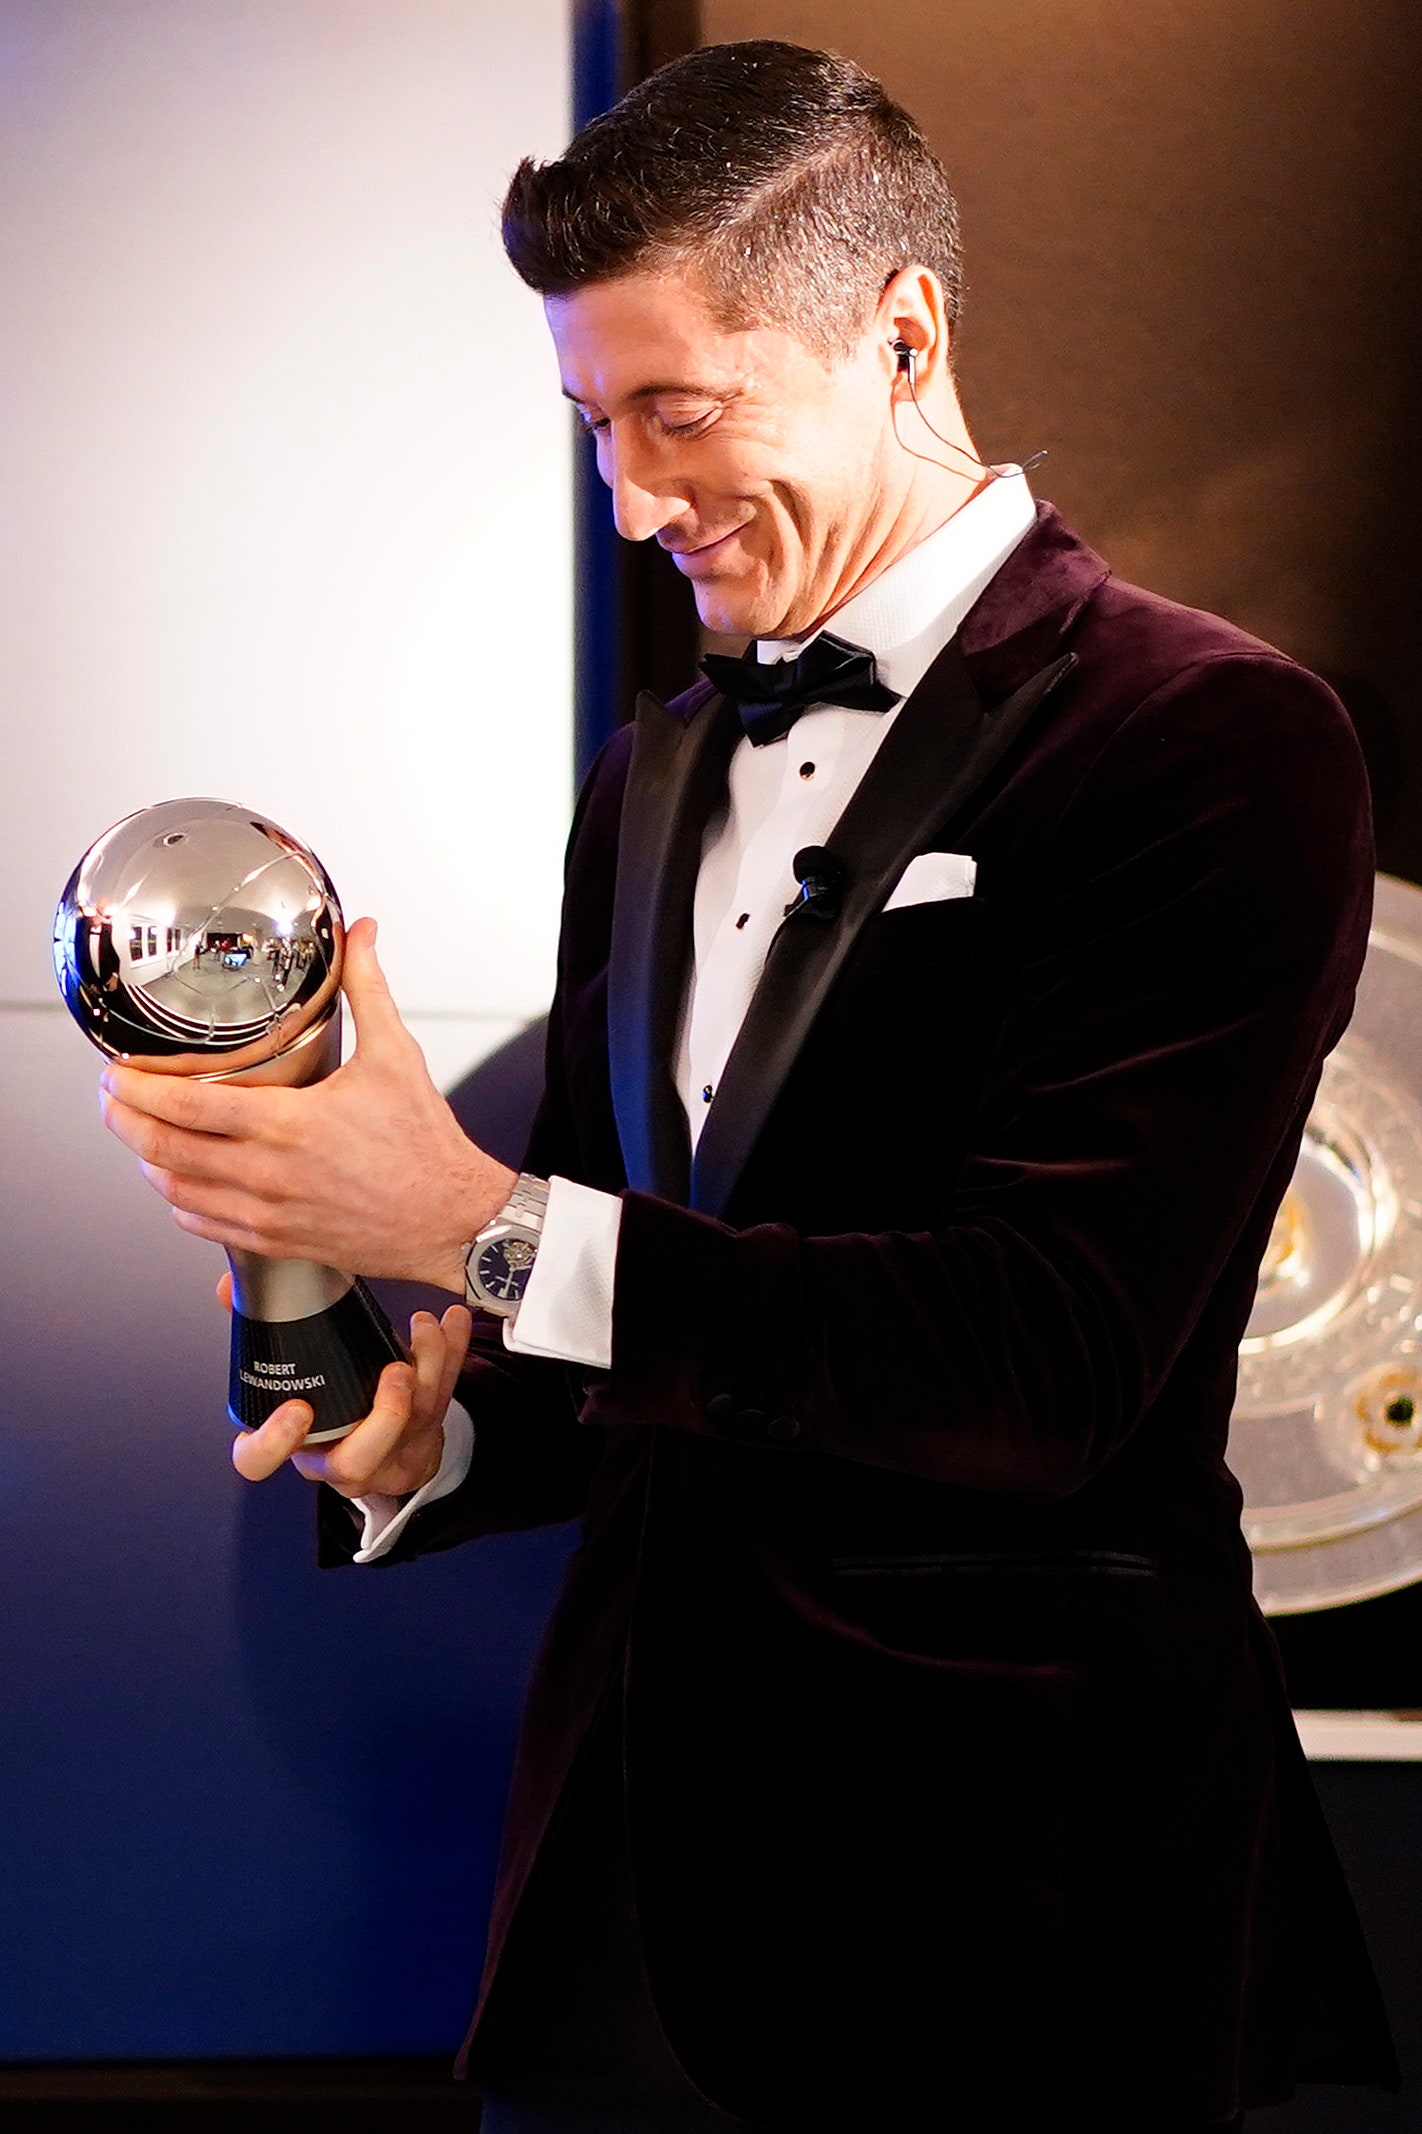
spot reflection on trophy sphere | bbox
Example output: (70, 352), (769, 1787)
(52, 798), (343, 1079)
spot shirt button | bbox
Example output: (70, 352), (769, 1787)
(702, 1083), (714, 1103)
(735, 912), (750, 930)
(799, 761), (816, 779)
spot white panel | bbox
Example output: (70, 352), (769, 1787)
(402, 1011), (528, 1095)
(1, 0), (571, 1021)
(1294, 1710), (1422, 1762)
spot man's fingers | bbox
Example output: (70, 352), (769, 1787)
(174, 1205), (286, 1258)
(408, 1310), (454, 1422)
(216, 1271), (234, 1314)
(402, 1307), (470, 1437)
(101, 1062), (251, 1139)
(232, 1401), (315, 1481)
(149, 1162), (283, 1233)
(292, 1360), (417, 1492)
(105, 1094), (276, 1192)
(341, 917), (409, 1056)
(434, 1304), (472, 1417)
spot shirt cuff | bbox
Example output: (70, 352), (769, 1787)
(349, 1398), (475, 1564)
(502, 1173), (619, 1370)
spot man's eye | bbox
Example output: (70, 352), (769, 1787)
(572, 407), (715, 439)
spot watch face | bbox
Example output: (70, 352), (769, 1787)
(475, 1232), (536, 1306)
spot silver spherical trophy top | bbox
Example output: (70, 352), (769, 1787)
(54, 798), (404, 1441)
(53, 797), (344, 1083)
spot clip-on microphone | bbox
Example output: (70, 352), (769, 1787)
(784, 845), (848, 922)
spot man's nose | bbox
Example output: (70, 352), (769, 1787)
(602, 431), (691, 544)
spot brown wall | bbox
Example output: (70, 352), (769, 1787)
(697, 0), (1422, 871)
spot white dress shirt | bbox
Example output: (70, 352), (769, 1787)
(352, 469), (1037, 1559)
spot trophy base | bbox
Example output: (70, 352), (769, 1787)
(228, 1275), (407, 1442)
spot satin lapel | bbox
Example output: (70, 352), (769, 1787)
(689, 641), (1077, 1219)
(607, 685), (742, 1201)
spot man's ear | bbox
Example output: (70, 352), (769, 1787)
(876, 264), (950, 386)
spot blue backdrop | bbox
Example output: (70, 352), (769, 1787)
(1, 1013), (570, 2059)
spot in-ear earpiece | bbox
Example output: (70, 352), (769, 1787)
(888, 335), (1044, 485)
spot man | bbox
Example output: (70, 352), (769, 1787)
(102, 40), (1396, 2134)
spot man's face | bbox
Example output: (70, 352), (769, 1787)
(545, 270), (900, 640)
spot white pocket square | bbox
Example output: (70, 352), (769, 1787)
(883, 851), (977, 912)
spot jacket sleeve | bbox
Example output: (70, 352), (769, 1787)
(580, 655), (1375, 1502)
(318, 730), (634, 1565)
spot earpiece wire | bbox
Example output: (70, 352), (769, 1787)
(893, 353), (1046, 481)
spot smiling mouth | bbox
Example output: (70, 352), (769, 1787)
(665, 526), (744, 569)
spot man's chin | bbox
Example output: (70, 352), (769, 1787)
(690, 578), (785, 642)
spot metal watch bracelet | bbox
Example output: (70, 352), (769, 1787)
(498, 1173), (551, 1234)
(463, 1172), (550, 1319)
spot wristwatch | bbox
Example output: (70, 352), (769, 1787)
(463, 1172), (550, 1319)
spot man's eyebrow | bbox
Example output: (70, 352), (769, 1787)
(560, 381), (731, 408)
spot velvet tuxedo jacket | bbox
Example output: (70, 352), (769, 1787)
(323, 503), (1397, 2128)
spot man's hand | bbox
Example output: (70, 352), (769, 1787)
(225, 1274), (474, 1496)
(98, 917), (516, 1293)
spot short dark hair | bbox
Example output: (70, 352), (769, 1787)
(501, 41), (964, 362)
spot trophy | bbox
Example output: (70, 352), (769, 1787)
(53, 797), (405, 1442)
(1230, 872), (1422, 1612)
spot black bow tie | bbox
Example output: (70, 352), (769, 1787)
(700, 630), (901, 746)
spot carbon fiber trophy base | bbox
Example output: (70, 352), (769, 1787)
(228, 1277), (407, 1442)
